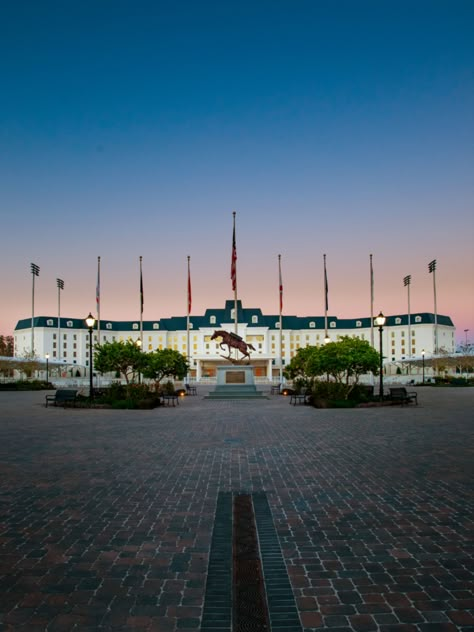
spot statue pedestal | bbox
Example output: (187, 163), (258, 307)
(205, 366), (267, 399)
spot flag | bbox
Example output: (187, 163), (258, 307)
(96, 256), (100, 309)
(187, 256), (192, 314)
(140, 256), (144, 314)
(278, 255), (283, 314)
(231, 215), (237, 291)
(370, 254), (374, 304)
(324, 254), (329, 311)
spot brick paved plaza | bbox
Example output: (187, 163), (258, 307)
(0, 386), (473, 631)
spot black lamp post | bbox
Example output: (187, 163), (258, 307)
(421, 349), (425, 384)
(375, 312), (386, 401)
(45, 353), (49, 384)
(85, 312), (96, 403)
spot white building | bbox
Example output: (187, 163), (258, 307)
(14, 299), (455, 380)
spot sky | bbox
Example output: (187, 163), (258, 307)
(1, 0), (473, 345)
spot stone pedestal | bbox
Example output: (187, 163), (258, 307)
(205, 366), (267, 399)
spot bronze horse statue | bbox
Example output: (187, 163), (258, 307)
(211, 330), (256, 364)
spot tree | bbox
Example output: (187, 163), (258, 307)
(284, 337), (380, 399)
(141, 348), (189, 387)
(0, 335), (14, 357)
(94, 340), (145, 383)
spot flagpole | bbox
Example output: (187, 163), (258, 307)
(370, 254), (374, 348)
(278, 254), (283, 388)
(96, 256), (101, 346)
(324, 254), (328, 340)
(231, 211), (238, 346)
(404, 275), (412, 365)
(187, 255), (191, 384)
(139, 256), (143, 347)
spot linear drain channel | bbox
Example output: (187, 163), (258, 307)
(201, 491), (302, 632)
(233, 494), (270, 631)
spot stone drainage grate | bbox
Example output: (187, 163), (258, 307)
(201, 491), (302, 632)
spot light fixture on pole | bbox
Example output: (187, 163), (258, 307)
(45, 353), (49, 384)
(57, 278), (64, 361)
(403, 275), (412, 365)
(30, 263), (40, 356)
(428, 260), (438, 353)
(421, 349), (425, 385)
(85, 312), (96, 403)
(375, 311), (386, 401)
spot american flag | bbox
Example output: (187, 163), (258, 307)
(231, 219), (237, 291)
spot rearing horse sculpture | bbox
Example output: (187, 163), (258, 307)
(211, 330), (256, 364)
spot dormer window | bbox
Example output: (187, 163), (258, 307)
(132, 323), (139, 330)
(395, 317), (402, 325)
(356, 320), (362, 327)
(153, 323), (159, 330)
(309, 321), (315, 328)
(189, 322), (193, 329)
(415, 315), (422, 323)
(67, 320), (73, 328)
(252, 315), (258, 324)
(330, 321), (336, 328)
(106, 323), (112, 330)
(210, 315), (216, 325)
(275, 322), (280, 328)
(47, 319), (54, 326)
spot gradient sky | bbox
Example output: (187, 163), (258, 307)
(1, 0), (473, 344)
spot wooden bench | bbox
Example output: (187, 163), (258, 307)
(389, 387), (418, 405)
(45, 389), (78, 408)
(161, 394), (179, 406)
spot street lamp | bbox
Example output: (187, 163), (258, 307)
(375, 311), (386, 401)
(85, 312), (96, 403)
(421, 349), (425, 384)
(45, 353), (49, 384)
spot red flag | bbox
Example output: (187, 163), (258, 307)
(231, 220), (237, 291)
(187, 257), (192, 314)
(278, 255), (283, 314)
(140, 257), (144, 314)
(96, 256), (100, 309)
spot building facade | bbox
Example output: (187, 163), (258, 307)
(14, 300), (455, 380)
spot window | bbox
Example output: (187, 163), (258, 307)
(153, 323), (159, 330)
(53, 334), (57, 339)
(210, 315), (216, 324)
(189, 322), (193, 329)
(106, 323), (112, 330)
(252, 315), (258, 324)
(415, 316), (422, 323)
(330, 321), (336, 328)
(395, 317), (401, 325)
(47, 319), (54, 326)
(309, 321), (315, 328)
(275, 322), (280, 328)
(67, 320), (73, 327)
(132, 323), (138, 330)
(356, 320), (362, 327)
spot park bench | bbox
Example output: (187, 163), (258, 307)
(270, 383), (281, 395)
(45, 389), (78, 408)
(185, 384), (197, 396)
(389, 387), (418, 405)
(161, 393), (179, 406)
(290, 389), (312, 405)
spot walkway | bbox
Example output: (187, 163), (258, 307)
(0, 387), (472, 631)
